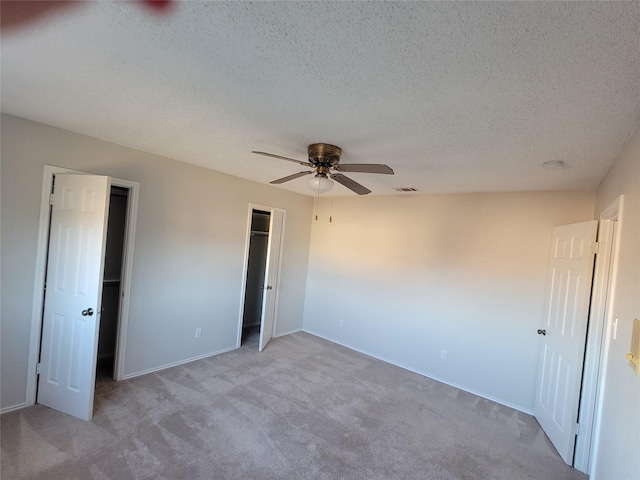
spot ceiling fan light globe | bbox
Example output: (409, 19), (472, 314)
(308, 174), (333, 194)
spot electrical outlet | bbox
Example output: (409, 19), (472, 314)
(195, 328), (202, 338)
(440, 349), (447, 360)
(339, 319), (344, 327)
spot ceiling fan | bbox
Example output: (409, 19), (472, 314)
(252, 143), (394, 195)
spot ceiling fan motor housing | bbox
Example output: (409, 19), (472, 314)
(308, 143), (342, 166)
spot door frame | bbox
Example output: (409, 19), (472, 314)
(575, 195), (624, 473)
(236, 203), (286, 349)
(26, 165), (139, 406)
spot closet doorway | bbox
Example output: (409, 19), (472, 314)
(27, 166), (138, 420)
(239, 205), (285, 351)
(97, 186), (129, 381)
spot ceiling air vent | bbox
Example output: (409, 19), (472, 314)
(394, 187), (419, 192)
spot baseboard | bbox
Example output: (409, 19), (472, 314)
(302, 328), (534, 416)
(0, 402), (27, 415)
(2, 346), (240, 413)
(121, 345), (238, 380)
(274, 327), (302, 338)
(4, 332), (531, 416)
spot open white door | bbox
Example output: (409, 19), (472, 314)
(38, 174), (111, 420)
(534, 220), (598, 464)
(258, 209), (284, 352)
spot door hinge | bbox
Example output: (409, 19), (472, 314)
(571, 422), (583, 436)
(591, 242), (600, 254)
(36, 363), (42, 375)
(49, 193), (55, 206)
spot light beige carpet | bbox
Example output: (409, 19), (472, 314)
(1, 332), (587, 480)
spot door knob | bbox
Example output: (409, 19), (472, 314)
(82, 308), (94, 316)
(537, 329), (546, 336)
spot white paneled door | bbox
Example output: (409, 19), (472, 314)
(38, 174), (111, 420)
(534, 220), (598, 464)
(258, 209), (284, 352)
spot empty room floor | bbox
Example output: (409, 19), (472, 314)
(1, 332), (587, 480)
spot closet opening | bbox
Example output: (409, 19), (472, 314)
(96, 185), (129, 382)
(241, 209), (271, 348)
(28, 166), (139, 419)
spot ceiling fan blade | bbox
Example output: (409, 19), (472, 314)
(270, 171), (313, 184)
(252, 151), (313, 167)
(331, 173), (372, 195)
(335, 164), (394, 174)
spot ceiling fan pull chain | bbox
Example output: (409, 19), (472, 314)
(315, 189), (320, 221)
(329, 184), (335, 223)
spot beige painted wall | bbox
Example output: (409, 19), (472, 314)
(303, 191), (596, 411)
(0, 114), (313, 410)
(592, 126), (640, 480)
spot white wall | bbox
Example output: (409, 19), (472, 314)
(303, 191), (595, 412)
(592, 127), (640, 480)
(0, 114), (313, 410)
(4, 114), (635, 474)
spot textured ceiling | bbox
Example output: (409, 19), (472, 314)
(2, 1), (639, 196)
